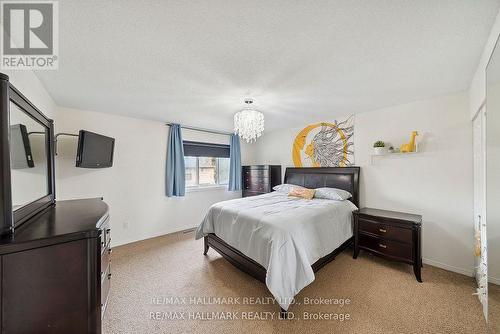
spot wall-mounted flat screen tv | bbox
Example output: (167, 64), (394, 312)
(10, 124), (34, 169)
(76, 130), (115, 168)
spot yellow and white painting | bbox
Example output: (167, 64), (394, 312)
(292, 115), (354, 167)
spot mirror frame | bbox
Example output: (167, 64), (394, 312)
(0, 73), (55, 235)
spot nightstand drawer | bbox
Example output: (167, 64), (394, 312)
(358, 218), (412, 244)
(359, 233), (412, 261)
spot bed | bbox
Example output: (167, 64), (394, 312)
(195, 167), (360, 315)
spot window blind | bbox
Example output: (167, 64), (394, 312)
(183, 141), (230, 158)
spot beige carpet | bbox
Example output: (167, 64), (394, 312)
(103, 231), (487, 334)
(489, 283), (500, 333)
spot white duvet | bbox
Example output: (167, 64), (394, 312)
(195, 191), (357, 310)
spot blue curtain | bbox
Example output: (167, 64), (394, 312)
(228, 134), (242, 191)
(166, 124), (186, 197)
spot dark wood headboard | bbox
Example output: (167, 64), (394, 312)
(284, 167), (360, 207)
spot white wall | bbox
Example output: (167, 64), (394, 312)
(250, 92), (474, 276)
(1, 71), (56, 118)
(55, 107), (243, 246)
(2, 71), (251, 247)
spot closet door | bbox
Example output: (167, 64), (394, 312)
(473, 108), (487, 319)
(486, 33), (500, 331)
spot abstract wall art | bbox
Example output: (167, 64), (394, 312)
(292, 115), (354, 167)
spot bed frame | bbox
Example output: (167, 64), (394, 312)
(203, 166), (360, 316)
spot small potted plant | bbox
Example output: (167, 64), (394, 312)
(373, 141), (387, 155)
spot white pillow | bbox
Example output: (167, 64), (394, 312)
(273, 184), (306, 193)
(314, 187), (352, 201)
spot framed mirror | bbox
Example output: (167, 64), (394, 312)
(0, 74), (55, 235)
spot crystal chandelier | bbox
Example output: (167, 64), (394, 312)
(234, 99), (264, 143)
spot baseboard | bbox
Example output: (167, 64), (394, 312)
(113, 234), (475, 278)
(112, 226), (197, 248)
(423, 258), (473, 277)
(489, 276), (500, 285)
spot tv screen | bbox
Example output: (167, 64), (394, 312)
(76, 130), (115, 168)
(10, 124), (35, 169)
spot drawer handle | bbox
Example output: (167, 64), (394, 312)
(108, 248), (112, 254)
(379, 228), (387, 233)
(106, 228), (111, 234)
(379, 244), (387, 249)
(108, 273), (112, 279)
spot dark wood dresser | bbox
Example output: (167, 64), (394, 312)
(0, 198), (111, 334)
(353, 207), (422, 282)
(242, 165), (282, 197)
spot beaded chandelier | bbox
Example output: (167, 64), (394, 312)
(234, 99), (264, 143)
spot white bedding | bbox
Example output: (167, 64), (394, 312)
(195, 191), (357, 310)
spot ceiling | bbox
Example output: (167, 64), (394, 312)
(36, 0), (500, 132)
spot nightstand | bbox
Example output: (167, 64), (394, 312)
(353, 208), (423, 282)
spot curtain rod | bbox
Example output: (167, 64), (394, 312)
(165, 123), (233, 136)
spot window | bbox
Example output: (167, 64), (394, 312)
(184, 156), (230, 188)
(183, 141), (230, 188)
(185, 156), (198, 187)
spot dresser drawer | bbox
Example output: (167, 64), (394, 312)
(243, 174), (269, 184)
(101, 246), (111, 276)
(101, 264), (111, 318)
(244, 182), (269, 192)
(359, 233), (412, 261)
(99, 219), (111, 252)
(243, 169), (269, 179)
(358, 218), (412, 244)
(242, 190), (266, 198)
(243, 174), (269, 183)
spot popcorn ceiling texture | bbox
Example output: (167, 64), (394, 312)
(37, 1), (499, 132)
(103, 231), (486, 334)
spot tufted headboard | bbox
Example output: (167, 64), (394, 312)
(284, 167), (360, 207)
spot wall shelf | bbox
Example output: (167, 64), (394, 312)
(370, 151), (420, 165)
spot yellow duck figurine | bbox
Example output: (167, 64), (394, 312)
(400, 131), (418, 153)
